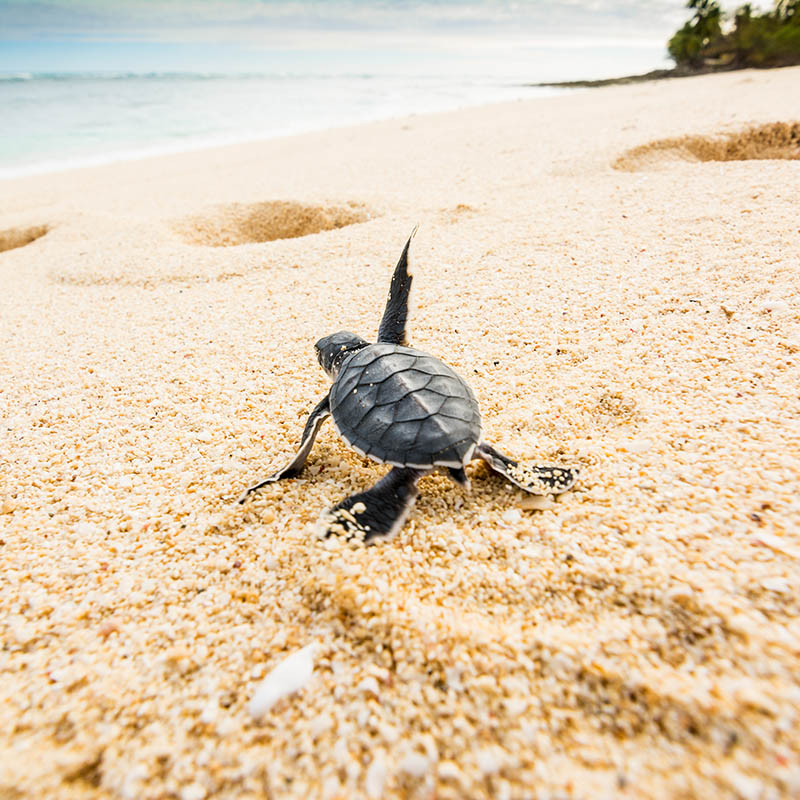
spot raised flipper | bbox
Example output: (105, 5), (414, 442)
(319, 467), (425, 543)
(476, 442), (578, 495)
(237, 395), (330, 504)
(377, 226), (417, 345)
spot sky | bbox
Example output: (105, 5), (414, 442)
(0, 0), (757, 73)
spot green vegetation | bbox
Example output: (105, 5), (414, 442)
(668, 0), (800, 69)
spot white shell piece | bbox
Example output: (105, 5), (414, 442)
(365, 751), (388, 798)
(248, 642), (318, 719)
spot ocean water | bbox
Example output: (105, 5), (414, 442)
(0, 42), (669, 178)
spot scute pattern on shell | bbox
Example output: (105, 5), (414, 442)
(330, 343), (481, 468)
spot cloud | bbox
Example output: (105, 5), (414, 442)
(0, 0), (707, 43)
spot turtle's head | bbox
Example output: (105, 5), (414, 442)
(315, 331), (369, 379)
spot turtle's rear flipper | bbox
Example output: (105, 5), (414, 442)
(319, 467), (424, 543)
(237, 395), (330, 504)
(447, 466), (470, 488)
(476, 442), (578, 495)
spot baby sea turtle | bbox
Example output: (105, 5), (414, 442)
(239, 229), (578, 541)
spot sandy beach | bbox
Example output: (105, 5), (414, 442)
(1, 66), (800, 799)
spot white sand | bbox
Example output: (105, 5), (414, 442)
(1, 66), (799, 799)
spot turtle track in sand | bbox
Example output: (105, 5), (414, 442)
(172, 200), (372, 247)
(614, 121), (800, 171)
(0, 224), (49, 254)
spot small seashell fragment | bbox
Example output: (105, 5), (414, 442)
(248, 642), (318, 719)
(627, 438), (652, 454)
(399, 752), (430, 777)
(357, 676), (380, 696)
(752, 533), (794, 556)
(475, 747), (503, 775)
(728, 772), (765, 800)
(519, 495), (553, 512)
(200, 702), (218, 724)
(180, 783), (207, 800)
(761, 577), (791, 594)
(365, 751), (387, 798)
(438, 760), (465, 782)
(310, 713), (334, 738)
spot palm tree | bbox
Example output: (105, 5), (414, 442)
(668, 0), (723, 66)
(688, 0), (723, 41)
(775, 0), (799, 18)
(668, 0), (800, 70)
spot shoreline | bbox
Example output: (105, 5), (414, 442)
(7, 61), (796, 182)
(531, 62), (795, 89)
(0, 89), (564, 181)
(0, 77), (565, 182)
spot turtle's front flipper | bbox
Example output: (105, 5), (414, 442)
(377, 226), (417, 345)
(237, 395), (330, 504)
(319, 467), (424, 543)
(476, 442), (578, 495)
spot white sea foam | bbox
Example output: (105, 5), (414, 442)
(0, 39), (669, 179)
(0, 72), (563, 179)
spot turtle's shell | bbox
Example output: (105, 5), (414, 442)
(329, 343), (481, 468)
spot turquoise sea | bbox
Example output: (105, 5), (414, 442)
(0, 42), (670, 178)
